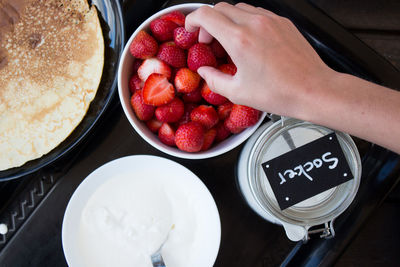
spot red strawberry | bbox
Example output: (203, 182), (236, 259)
(190, 105), (219, 129)
(157, 42), (186, 68)
(176, 103), (198, 126)
(218, 63), (237, 75)
(215, 121), (231, 142)
(182, 86), (202, 103)
(175, 122), (205, 152)
(159, 123), (176, 146)
(210, 39), (227, 58)
(160, 11), (186, 27)
(187, 43), (217, 71)
(155, 97), (184, 123)
(201, 82), (228, 105)
(146, 118), (163, 133)
(129, 30), (158, 59)
(129, 74), (144, 93)
(174, 68), (201, 93)
(132, 59), (143, 73)
(138, 58), (172, 82)
(217, 101), (233, 120)
(150, 18), (178, 42)
(201, 128), (217, 151)
(142, 73), (175, 106)
(130, 90), (155, 121)
(224, 105), (261, 133)
(173, 27), (198, 49)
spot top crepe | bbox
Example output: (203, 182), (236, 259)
(0, 0), (104, 170)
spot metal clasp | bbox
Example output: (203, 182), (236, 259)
(305, 220), (335, 241)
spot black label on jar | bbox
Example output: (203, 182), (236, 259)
(261, 133), (354, 210)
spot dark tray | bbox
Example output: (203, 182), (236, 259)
(0, 0), (399, 266)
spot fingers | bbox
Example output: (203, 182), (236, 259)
(185, 5), (237, 46)
(213, 2), (253, 24)
(235, 2), (275, 17)
(197, 66), (235, 98)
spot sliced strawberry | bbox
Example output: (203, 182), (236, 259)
(174, 68), (201, 93)
(187, 43), (217, 71)
(150, 18), (178, 42)
(210, 39), (227, 58)
(157, 42), (186, 68)
(215, 121), (231, 142)
(190, 105), (219, 129)
(224, 104), (261, 133)
(130, 90), (155, 121)
(159, 122), (176, 146)
(160, 11), (186, 27)
(217, 101), (233, 120)
(173, 27), (198, 49)
(175, 121), (204, 152)
(182, 86), (202, 103)
(142, 73), (175, 106)
(146, 118), (163, 133)
(155, 97), (184, 123)
(129, 30), (158, 59)
(129, 73), (144, 93)
(201, 128), (217, 151)
(218, 63), (237, 75)
(201, 82), (228, 105)
(137, 58), (172, 82)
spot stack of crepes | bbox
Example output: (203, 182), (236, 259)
(0, 0), (104, 170)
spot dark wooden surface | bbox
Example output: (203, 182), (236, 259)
(311, 0), (400, 265)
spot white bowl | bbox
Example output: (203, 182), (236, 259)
(117, 3), (266, 159)
(62, 155), (221, 267)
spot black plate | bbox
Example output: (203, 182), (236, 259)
(0, 0), (125, 181)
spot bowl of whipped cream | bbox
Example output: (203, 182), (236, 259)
(62, 155), (221, 267)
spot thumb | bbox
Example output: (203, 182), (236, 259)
(197, 66), (233, 97)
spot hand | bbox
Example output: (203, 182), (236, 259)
(185, 2), (335, 118)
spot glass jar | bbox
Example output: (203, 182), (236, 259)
(237, 117), (361, 241)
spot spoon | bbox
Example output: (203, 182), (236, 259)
(150, 227), (172, 267)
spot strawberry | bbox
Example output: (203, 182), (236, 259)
(210, 39), (227, 58)
(176, 103), (198, 126)
(175, 121), (204, 152)
(190, 105), (219, 129)
(182, 86), (202, 103)
(130, 90), (155, 121)
(150, 18), (178, 42)
(138, 58), (172, 82)
(173, 27), (198, 49)
(158, 122), (176, 146)
(160, 11), (186, 27)
(201, 128), (217, 151)
(155, 97), (184, 123)
(224, 104), (261, 133)
(218, 63), (237, 75)
(129, 30), (158, 59)
(132, 59), (143, 73)
(217, 101), (233, 120)
(157, 42), (186, 68)
(129, 74), (144, 93)
(146, 118), (163, 133)
(201, 82), (228, 105)
(142, 73), (175, 106)
(215, 121), (231, 142)
(174, 68), (201, 93)
(187, 43), (217, 71)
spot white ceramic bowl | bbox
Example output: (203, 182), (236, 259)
(118, 3), (266, 159)
(62, 155), (221, 267)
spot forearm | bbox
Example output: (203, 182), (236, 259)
(301, 71), (400, 154)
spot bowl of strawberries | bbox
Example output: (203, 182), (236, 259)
(118, 3), (266, 159)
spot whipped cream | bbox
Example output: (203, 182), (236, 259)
(78, 172), (197, 267)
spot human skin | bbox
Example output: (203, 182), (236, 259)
(185, 2), (400, 154)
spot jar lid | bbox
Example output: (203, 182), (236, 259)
(247, 118), (361, 239)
